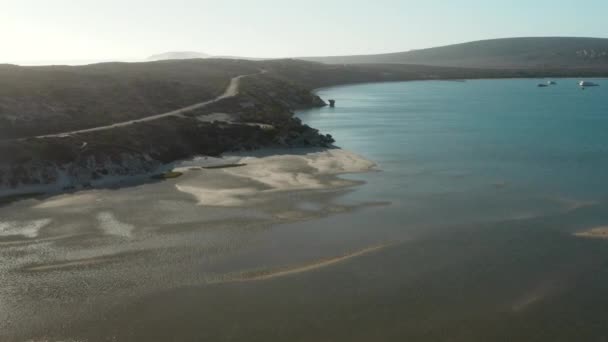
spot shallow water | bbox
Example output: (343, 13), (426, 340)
(4, 78), (608, 341)
(303, 78), (608, 201)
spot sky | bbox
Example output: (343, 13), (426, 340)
(2, 0), (608, 64)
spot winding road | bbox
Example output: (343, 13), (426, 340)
(32, 70), (265, 140)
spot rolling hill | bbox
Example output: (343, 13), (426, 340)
(300, 37), (608, 69)
(0, 59), (260, 138)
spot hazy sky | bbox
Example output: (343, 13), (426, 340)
(2, 0), (608, 64)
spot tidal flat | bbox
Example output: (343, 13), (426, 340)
(0, 148), (389, 341)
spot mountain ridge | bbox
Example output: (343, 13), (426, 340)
(300, 37), (608, 68)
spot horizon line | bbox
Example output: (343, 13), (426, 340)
(4, 35), (608, 67)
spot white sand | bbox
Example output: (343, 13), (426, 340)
(304, 149), (377, 174)
(175, 149), (375, 207)
(174, 185), (258, 207)
(0, 218), (52, 238)
(96, 212), (135, 238)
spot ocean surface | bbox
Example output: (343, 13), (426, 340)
(4, 78), (608, 341)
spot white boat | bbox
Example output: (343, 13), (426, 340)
(547, 81), (557, 85)
(579, 81), (599, 87)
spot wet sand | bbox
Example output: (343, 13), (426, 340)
(33, 215), (608, 342)
(210, 243), (395, 283)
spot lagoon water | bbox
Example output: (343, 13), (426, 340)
(302, 78), (608, 203)
(299, 79), (608, 233)
(4, 78), (608, 341)
(294, 78), (608, 341)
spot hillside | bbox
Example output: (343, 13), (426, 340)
(0, 59), (260, 138)
(3, 58), (608, 140)
(300, 37), (608, 69)
(0, 59), (488, 139)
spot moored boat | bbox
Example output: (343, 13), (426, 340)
(579, 81), (599, 87)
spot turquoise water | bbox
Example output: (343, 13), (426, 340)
(299, 78), (608, 228)
(291, 79), (608, 340)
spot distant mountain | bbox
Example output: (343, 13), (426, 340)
(147, 51), (267, 62)
(300, 37), (608, 69)
(147, 51), (211, 61)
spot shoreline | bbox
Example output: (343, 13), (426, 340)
(310, 76), (608, 93)
(0, 147), (376, 207)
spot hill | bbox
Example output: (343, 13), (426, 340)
(0, 59), (260, 138)
(300, 37), (608, 69)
